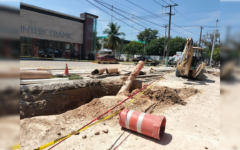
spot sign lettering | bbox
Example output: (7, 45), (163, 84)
(21, 25), (75, 39)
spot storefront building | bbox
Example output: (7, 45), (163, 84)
(20, 3), (98, 60)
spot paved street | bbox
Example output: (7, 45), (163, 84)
(20, 60), (127, 70)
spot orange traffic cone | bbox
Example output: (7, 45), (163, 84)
(64, 64), (69, 76)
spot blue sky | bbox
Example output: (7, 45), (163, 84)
(0, 0), (229, 43)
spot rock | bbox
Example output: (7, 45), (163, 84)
(66, 121), (71, 124)
(57, 132), (61, 136)
(95, 131), (100, 135)
(102, 129), (108, 133)
(103, 123), (106, 125)
(195, 125), (197, 127)
(205, 147), (208, 149)
(82, 135), (87, 139)
(74, 132), (80, 135)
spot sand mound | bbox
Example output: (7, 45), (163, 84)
(130, 86), (199, 106)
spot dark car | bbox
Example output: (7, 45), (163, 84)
(132, 56), (159, 66)
(95, 55), (119, 64)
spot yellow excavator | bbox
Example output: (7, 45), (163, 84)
(176, 38), (206, 80)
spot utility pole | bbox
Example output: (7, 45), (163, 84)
(131, 14), (134, 41)
(162, 25), (168, 59)
(144, 37), (147, 56)
(165, 3), (178, 67)
(199, 26), (203, 47)
(111, 5), (113, 23)
(210, 19), (218, 67)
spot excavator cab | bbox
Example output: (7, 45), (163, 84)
(176, 38), (206, 80)
(191, 47), (204, 69)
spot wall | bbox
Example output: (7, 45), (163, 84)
(20, 9), (84, 44)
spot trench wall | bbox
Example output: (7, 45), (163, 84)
(20, 79), (142, 119)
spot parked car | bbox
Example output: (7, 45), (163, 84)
(95, 55), (119, 64)
(168, 57), (177, 66)
(132, 56), (159, 66)
(39, 49), (55, 58)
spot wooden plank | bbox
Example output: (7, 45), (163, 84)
(20, 71), (52, 79)
(20, 78), (69, 85)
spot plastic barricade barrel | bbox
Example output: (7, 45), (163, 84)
(119, 109), (166, 140)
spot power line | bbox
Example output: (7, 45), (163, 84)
(126, 0), (200, 36)
(93, 0), (149, 30)
(153, 0), (164, 7)
(99, 0), (169, 20)
(96, 0), (165, 35)
(175, 10), (199, 26)
(98, 13), (168, 21)
(162, 0), (169, 5)
(75, 0), (94, 6)
(169, 0), (177, 5)
(85, 0), (142, 32)
(97, 1), (157, 26)
(102, 0), (150, 16)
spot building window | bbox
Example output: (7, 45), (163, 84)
(20, 37), (81, 60)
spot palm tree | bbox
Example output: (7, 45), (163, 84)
(96, 37), (102, 51)
(103, 22), (125, 56)
(92, 31), (102, 52)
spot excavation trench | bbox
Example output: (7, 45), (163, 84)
(20, 79), (143, 119)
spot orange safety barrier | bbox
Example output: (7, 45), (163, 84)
(119, 109), (166, 140)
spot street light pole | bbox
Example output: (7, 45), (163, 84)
(210, 19), (219, 67)
(144, 37), (147, 56)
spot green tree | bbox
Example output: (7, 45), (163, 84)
(144, 36), (186, 56)
(145, 38), (164, 55)
(168, 36), (186, 56)
(103, 22), (125, 55)
(201, 30), (220, 50)
(137, 28), (159, 43)
(117, 38), (125, 59)
(123, 41), (144, 55)
(210, 47), (220, 64)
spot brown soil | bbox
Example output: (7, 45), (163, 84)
(20, 85), (199, 150)
(20, 79), (142, 119)
(130, 86), (199, 105)
(59, 86), (199, 124)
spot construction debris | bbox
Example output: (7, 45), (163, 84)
(118, 61), (145, 95)
(82, 135), (87, 139)
(20, 71), (52, 79)
(102, 129), (108, 133)
(106, 68), (119, 74)
(91, 68), (106, 75)
(20, 78), (69, 85)
(94, 131), (100, 135)
(37, 68), (52, 71)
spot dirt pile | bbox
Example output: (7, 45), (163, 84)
(205, 70), (220, 77)
(20, 85), (199, 150)
(130, 86), (199, 106)
(61, 86), (199, 122)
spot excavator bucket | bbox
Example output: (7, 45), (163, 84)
(178, 38), (193, 76)
(176, 37), (205, 80)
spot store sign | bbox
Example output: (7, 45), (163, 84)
(21, 25), (76, 39)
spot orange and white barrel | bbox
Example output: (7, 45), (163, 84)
(119, 109), (166, 140)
